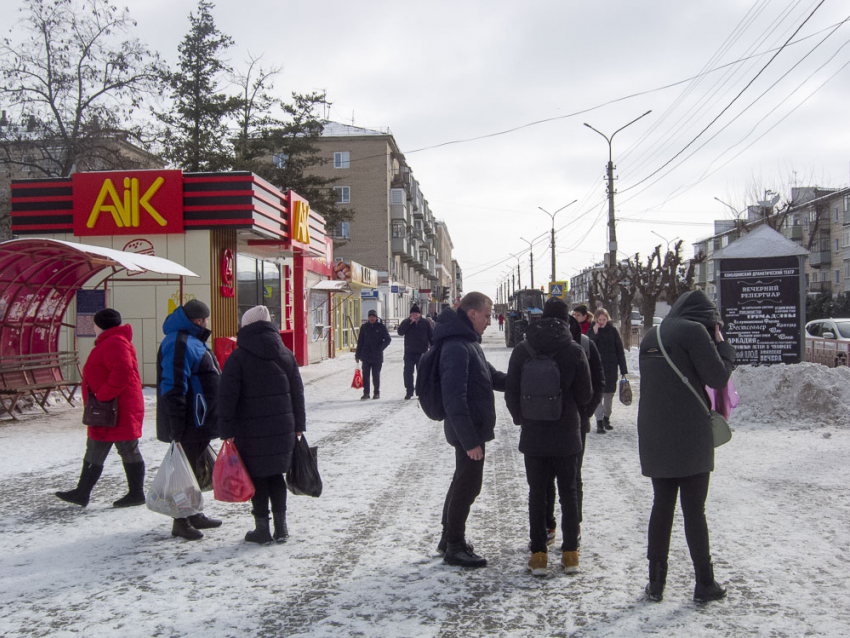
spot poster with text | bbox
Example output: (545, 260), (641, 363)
(76, 290), (106, 338)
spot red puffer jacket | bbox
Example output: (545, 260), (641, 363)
(82, 324), (145, 442)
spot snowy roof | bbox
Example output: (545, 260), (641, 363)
(321, 122), (392, 137)
(710, 224), (809, 260)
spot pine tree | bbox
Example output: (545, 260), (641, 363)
(155, 0), (239, 172)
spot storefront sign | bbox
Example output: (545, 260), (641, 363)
(220, 248), (235, 297)
(73, 170), (183, 236)
(332, 260), (378, 288)
(391, 285), (399, 293)
(719, 256), (802, 365)
(361, 289), (379, 299)
(287, 191), (312, 251)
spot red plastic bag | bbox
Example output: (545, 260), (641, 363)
(212, 439), (255, 502)
(351, 367), (363, 389)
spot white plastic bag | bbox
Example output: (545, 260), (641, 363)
(146, 441), (204, 518)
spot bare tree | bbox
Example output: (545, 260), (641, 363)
(615, 260), (637, 350)
(663, 241), (703, 307)
(633, 246), (665, 329)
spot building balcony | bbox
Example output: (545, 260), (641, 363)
(391, 202), (411, 223)
(809, 280), (833, 295)
(392, 237), (412, 261)
(785, 225), (803, 241)
(809, 250), (831, 267)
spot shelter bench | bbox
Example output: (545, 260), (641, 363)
(0, 351), (81, 420)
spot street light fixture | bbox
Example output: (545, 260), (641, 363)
(538, 199), (578, 283)
(650, 230), (680, 253)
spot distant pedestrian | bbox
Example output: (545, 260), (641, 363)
(218, 306), (306, 544)
(497, 313), (505, 331)
(638, 290), (735, 603)
(505, 298), (592, 576)
(156, 300), (222, 540)
(588, 308), (627, 433)
(434, 292), (506, 568)
(572, 305), (592, 335)
(355, 309), (392, 400)
(397, 304), (433, 400)
(55, 309), (145, 509)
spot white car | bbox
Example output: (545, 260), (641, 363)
(805, 318), (850, 341)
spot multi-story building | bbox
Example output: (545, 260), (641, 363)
(310, 123), (454, 324)
(452, 259), (463, 303)
(435, 221), (454, 309)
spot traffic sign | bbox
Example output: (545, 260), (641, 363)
(549, 281), (568, 299)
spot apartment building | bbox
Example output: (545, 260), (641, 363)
(310, 123), (456, 324)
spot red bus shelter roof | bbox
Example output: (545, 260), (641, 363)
(0, 238), (198, 357)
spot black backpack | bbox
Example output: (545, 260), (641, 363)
(519, 341), (562, 421)
(415, 343), (445, 421)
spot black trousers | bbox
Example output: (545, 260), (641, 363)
(361, 361), (382, 395)
(250, 474), (287, 517)
(84, 437), (143, 465)
(546, 431), (587, 527)
(179, 438), (211, 483)
(441, 444), (485, 544)
(403, 352), (422, 393)
(526, 454), (579, 553)
(647, 472), (712, 565)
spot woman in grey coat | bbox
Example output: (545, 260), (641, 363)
(637, 290), (735, 603)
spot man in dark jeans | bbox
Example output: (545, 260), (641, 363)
(355, 309), (392, 400)
(397, 304), (433, 400)
(434, 292), (506, 568)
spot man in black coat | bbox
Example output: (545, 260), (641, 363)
(435, 292), (506, 568)
(397, 303), (433, 400)
(355, 309), (392, 400)
(505, 297), (592, 575)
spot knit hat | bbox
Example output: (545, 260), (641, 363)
(368, 309), (378, 318)
(568, 315), (582, 342)
(542, 297), (569, 321)
(410, 304), (421, 315)
(93, 308), (121, 330)
(182, 299), (210, 320)
(241, 305), (271, 327)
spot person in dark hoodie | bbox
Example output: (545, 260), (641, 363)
(588, 307), (628, 433)
(218, 306), (306, 544)
(397, 304), (433, 400)
(505, 297), (593, 576)
(638, 290), (735, 603)
(355, 309), (392, 400)
(156, 299), (222, 541)
(434, 292), (506, 568)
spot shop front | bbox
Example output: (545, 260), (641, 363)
(330, 260), (378, 354)
(10, 169), (332, 379)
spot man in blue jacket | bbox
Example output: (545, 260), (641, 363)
(435, 292), (506, 568)
(156, 299), (222, 540)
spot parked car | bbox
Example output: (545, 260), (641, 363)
(653, 316), (663, 326)
(630, 310), (642, 326)
(805, 318), (850, 368)
(805, 318), (850, 341)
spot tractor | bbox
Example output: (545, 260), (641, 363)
(504, 288), (547, 347)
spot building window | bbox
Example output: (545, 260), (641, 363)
(273, 153), (287, 168)
(237, 255), (281, 328)
(392, 221), (405, 238)
(390, 189), (405, 205)
(805, 273), (810, 286)
(844, 228), (850, 248)
(721, 235), (729, 247)
(334, 186), (350, 204)
(845, 195), (850, 212)
(334, 151), (350, 169)
(835, 207), (840, 222)
(334, 222), (350, 239)
(835, 269), (840, 284)
(836, 238), (841, 253)
(822, 271), (828, 282)
(845, 263), (850, 279)
(809, 209), (818, 223)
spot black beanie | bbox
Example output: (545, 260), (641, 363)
(94, 308), (122, 330)
(568, 315), (582, 341)
(182, 299), (210, 320)
(410, 304), (421, 314)
(542, 297), (569, 321)
(368, 309), (378, 317)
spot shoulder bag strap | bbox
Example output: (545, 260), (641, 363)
(520, 340), (536, 358)
(656, 323), (711, 416)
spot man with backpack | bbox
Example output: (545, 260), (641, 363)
(505, 297), (592, 576)
(431, 292), (506, 568)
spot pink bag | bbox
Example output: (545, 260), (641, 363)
(212, 439), (255, 502)
(706, 378), (740, 420)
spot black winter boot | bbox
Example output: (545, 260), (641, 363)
(645, 560), (668, 602)
(55, 461), (103, 507)
(113, 461), (146, 508)
(604, 416), (613, 431)
(443, 540), (487, 568)
(245, 516), (274, 544)
(188, 513), (222, 529)
(596, 420), (606, 434)
(172, 517), (203, 540)
(272, 510), (289, 542)
(694, 561), (727, 602)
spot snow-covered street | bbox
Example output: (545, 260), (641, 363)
(2, 325), (849, 637)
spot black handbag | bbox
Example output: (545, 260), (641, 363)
(286, 435), (323, 497)
(82, 382), (119, 428)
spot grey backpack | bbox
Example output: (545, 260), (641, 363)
(519, 341), (562, 421)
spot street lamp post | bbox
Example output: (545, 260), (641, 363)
(519, 237), (535, 289)
(538, 199), (578, 283)
(650, 230), (680, 254)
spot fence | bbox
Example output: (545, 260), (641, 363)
(805, 336), (850, 368)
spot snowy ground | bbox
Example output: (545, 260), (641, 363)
(1, 326), (849, 637)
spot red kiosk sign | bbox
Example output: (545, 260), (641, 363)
(73, 170), (184, 236)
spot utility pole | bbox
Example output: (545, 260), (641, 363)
(520, 238), (535, 289)
(538, 200), (577, 282)
(584, 110), (651, 319)
(511, 253), (522, 290)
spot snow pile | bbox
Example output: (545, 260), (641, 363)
(731, 362), (850, 428)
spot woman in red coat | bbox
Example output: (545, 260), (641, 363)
(55, 309), (146, 508)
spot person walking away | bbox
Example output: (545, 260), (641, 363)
(572, 305), (592, 335)
(505, 298), (592, 575)
(434, 292), (506, 568)
(157, 299), (222, 540)
(55, 309), (145, 508)
(497, 313), (505, 332)
(218, 306), (306, 544)
(588, 308), (627, 433)
(638, 290), (735, 603)
(355, 309), (392, 400)
(398, 304), (433, 400)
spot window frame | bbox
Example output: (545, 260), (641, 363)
(333, 151), (350, 169)
(334, 186), (350, 204)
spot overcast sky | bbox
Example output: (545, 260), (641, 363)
(4, 0), (849, 295)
